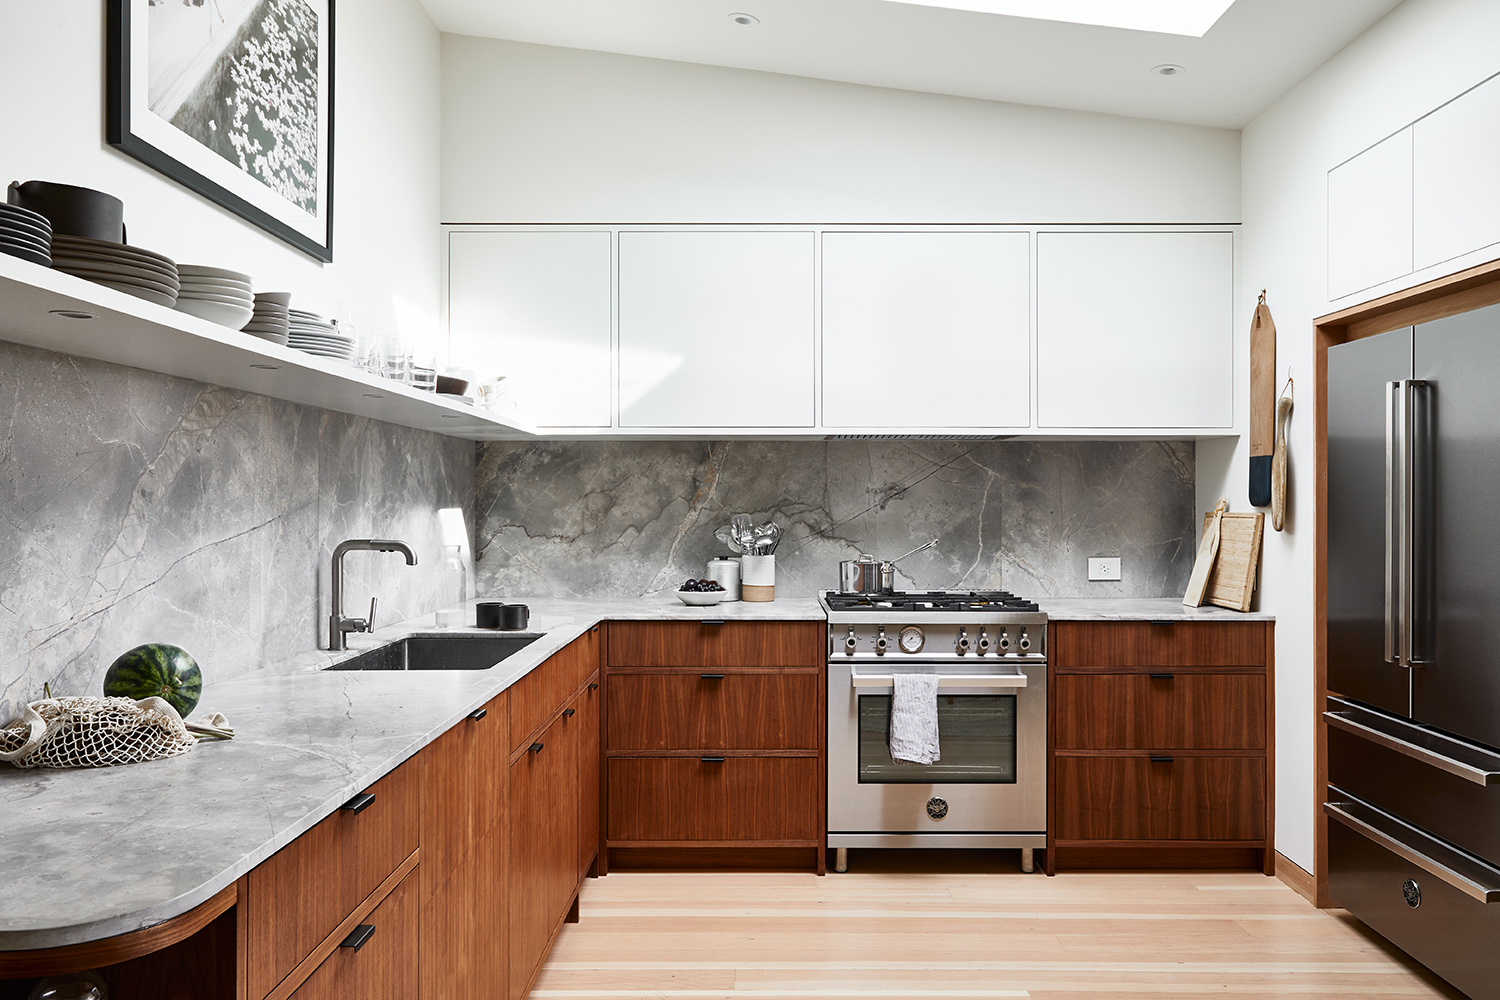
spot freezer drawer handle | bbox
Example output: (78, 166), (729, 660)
(1324, 798), (1500, 903)
(850, 669), (1027, 690)
(1324, 710), (1500, 786)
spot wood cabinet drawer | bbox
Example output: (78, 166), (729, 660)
(608, 672), (819, 750)
(511, 627), (599, 752)
(608, 757), (819, 843)
(1052, 621), (1266, 669)
(288, 868), (418, 1000)
(608, 621), (823, 668)
(1055, 674), (1265, 750)
(1055, 755), (1265, 842)
(247, 762), (418, 1000)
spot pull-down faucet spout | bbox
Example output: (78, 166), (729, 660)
(329, 539), (418, 650)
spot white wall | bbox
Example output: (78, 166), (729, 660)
(441, 36), (1240, 224)
(0, 0), (443, 348)
(1201, 0), (1500, 876)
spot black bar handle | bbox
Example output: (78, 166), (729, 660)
(340, 792), (376, 814)
(1149, 755), (1175, 763)
(562, 707), (576, 718)
(588, 681), (599, 691)
(702, 619), (726, 626)
(590, 624), (600, 634)
(700, 673), (725, 680)
(529, 742), (544, 754)
(1149, 673), (1175, 680)
(340, 924), (376, 952)
(701, 757), (726, 763)
(468, 708), (488, 721)
(1149, 620), (1174, 626)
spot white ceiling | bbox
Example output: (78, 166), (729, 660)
(416, 0), (1404, 129)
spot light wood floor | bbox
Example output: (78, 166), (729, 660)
(535, 857), (1465, 1000)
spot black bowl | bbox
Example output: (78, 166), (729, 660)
(8, 180), (124, 243)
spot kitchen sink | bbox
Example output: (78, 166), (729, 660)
(326, 634), (540, 671)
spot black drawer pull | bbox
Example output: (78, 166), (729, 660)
(529, 742), (545, 754)
(702, 619), (726, 626)
(1149, 620), (1174, 626)
(590, 625), (600, 633)
(700, 673), (725, 680)
(1149, 673), (1175, 680)
(467, 708), (488, 721)
(562, 707), (576, 718)
(701, 757), (726, 763)
(588, 682), (599, 691)
(340, 792), (376, 814)
(340, 923), (376, 952)
(1149, 755), (1175, 763)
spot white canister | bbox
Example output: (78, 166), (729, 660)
(707, 556), (741, 601)
(740, 554), (775, 602)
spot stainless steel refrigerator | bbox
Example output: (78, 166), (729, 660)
(1326, 300), (1500, 1000)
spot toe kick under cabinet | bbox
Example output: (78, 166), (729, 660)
(604, 621), (827, 873)
(1048, 620), (1275, 874)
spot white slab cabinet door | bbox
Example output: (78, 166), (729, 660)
(822, 232), (1030, 429)
(448, 230), (612, 428)
(1415, 75), (1500, 272)
(1037, 231), (1234, 430)
(618, 231), (815, 428)
(1327, 129), (1414, 300)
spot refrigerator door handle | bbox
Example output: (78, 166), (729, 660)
(1325, 796), (1500, 903)
(1385, 380), (1402, 665)
(1407, 379), (1436, 666)
(1324, 710), (1500, 785)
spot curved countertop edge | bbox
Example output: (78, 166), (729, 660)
(0, 595), (825, 951)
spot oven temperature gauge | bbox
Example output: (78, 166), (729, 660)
(898, 626), (925, 654)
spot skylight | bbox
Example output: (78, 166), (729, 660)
(879, 0), (1238, 37)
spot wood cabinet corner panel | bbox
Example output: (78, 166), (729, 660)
(1054, 756), (1266, 842)
(607, 672), (820, 750)
(245, 761), (418, 1000)
(286, 869), (419, 1000)
(509, 711), (580, 999)
(1054, 673), (1266, 750)
(608, 621), (823, 668)
(511, 629), (598, 753)
(577, 674), (603, 880)
(1051, 621), (1266, 669)
(607, 757), (819, 843)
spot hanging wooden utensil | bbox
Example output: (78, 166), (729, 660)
(1184, 498), (1229, 608)
(1272, 374), (1293, 531)
(1249, 292), (1277, 508)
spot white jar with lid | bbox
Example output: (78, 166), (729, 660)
(706, 556), (741, 601)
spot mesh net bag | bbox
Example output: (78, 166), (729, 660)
(0, 696), (198, 769)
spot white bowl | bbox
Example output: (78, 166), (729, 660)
(676, 589), (726, 606)
(178, 264), (252, 283)
(174, 296), (254, 329)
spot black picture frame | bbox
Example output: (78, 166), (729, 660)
(106, 0), (336, 262)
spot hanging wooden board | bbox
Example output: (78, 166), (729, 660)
(1199, 510), (1265, 612)
(1249, 293), (1277, 507)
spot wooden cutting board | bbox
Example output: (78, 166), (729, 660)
(1249, 293), (1276, 508)
(1199, 510), (1265, 612)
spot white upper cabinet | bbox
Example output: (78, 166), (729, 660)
(1415, 76), (1500, 272)
(1327, 128), (1414, 300)
(448, 230), (612, 428)
(1036, 232), (1234, 430)
(618, 231), (815, 428)
(822, 232), (1030, 429)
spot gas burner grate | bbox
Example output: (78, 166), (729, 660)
(824, 590), (1040, 613)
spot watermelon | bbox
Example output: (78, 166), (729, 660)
(103, 644), (202, 718)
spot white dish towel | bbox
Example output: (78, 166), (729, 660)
(888, 672), (941, 765)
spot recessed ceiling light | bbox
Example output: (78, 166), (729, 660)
(48, 309), (96, 320)
(1153, 63), (1186, 76)
(250, 364), (281, 370)
(362, 392), (385, 398)
(728, 12), (759, 26)
(879, 0), (1234, 37)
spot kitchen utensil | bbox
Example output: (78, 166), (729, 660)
(839, 554), (884, 594)
(1249, 291), (1277, 508)
(1272, 375), (1293, 532)
(879, 538), (938, 591)
(9, 180), (123, 242)
(1197, 508), (1264, 612)
(1183, 499), (1228, 607)
(500, 604), (530, 629)
(475, 602), (504, 628)
(676, 588), (726, 606)
(436, 374), (469, 395)
(706, 556), (741, 601)
(741, 554), (774, 602)
(714, 525), (741, 554)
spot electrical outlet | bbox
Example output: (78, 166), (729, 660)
(1088, 557), (1122, 581)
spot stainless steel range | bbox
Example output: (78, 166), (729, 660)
(821, 590), (1048, 873)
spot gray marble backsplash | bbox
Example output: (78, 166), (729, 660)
(0, 342), (473, 723)
(475, 439), (1195, 602)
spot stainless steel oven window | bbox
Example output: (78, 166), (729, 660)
(856, 693), (1017, 784)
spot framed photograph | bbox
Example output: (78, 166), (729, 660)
(107, 0), (335, 261)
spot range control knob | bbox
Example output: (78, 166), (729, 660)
(956, 627), (970, 655)
(997, 628), (1011, 652)
(875, 627), (888, 654)
(1018, 628), (1031, 652)
(976, 628), (991, 655)
(844, 627), (858, 654)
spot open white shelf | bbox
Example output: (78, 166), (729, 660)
(0, 253), (536, 441)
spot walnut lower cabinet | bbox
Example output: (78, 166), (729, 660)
(605, 621), (826, 873)
(1048, 620), (1275, 874)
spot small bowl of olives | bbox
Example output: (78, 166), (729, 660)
(676, 578), (727, 606)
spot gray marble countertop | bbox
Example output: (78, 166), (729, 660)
(0, 594), (826, 950)
(1039, 598), (1275, 622)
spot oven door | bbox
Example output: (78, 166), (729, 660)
(827, 660), (1047, 835)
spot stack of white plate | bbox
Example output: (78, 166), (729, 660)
(244, 291), (292, 345)
(288, 309), (354, 363)
(0, 203), (52, 267)
(174, 265), (253, 329)
(50, 235), (180, 307)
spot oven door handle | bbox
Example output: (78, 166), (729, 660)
(849, 670), (1028, 690)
